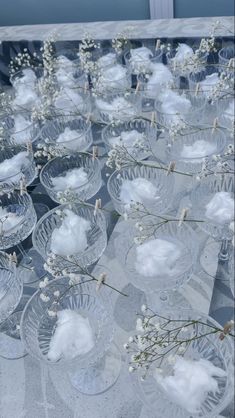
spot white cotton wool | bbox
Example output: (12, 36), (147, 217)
(135, 238), (181, 277)
(97, 53), (117, 68)
(98, 65), (129, 90)
(0, 151), (28, 180)
(108, 130), (145, 150)
(12, 68), (37, 89)
(56, 69), (76, 88)
(154, 356), (226, 414)
(47, 309), (94, 362)
(181, 140), (217, 161)
(56, 127), (86, 151)
(50, 209), (91, 256)
(51, 167), (88, 191)
(120, 178), (158, 206)
(146, 64), (173, 97)
(56, 55), (75, 71)
(205, 191), (234, 224)
(96, 97), (136, 120)
(173, 43), (194, 63)
(54, 88), (84, 112)
(11, 115), (32, 144)
(13, 85), (39, 110)
(0, 207), (23, 233)
(160, 89), (192, 115)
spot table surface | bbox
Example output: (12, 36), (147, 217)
(0, 27), (234, 418)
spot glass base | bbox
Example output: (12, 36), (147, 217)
(68, 343), (121, 395)
(146, 289), (191, 311)
(18, 248), (46, 284)
(0, 311), (26, 360)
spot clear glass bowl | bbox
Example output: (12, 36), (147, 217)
(218, 46), (235, 67)
(124, 48), (163, 75)
(115, 219), (198, 293)
(0, 114), (42, 145)
(0, 251), (23, 324)
(166, 49), (208, 77)
(0, 142), (37, 193)
(32, 203), (107, 270)
(39, 116), (93, 154)
(131, 310), (234, 418)
(91, 64), (132, 94)
(166, 128), (226, 175)
(20, 276), (120, 394)
(50, 87), (90, 117)
(101, 118), (157, 161)
(10, 67), (44, 89)
(40, 152), (102, 204)
(107, 163), (175, 217)
(0, 191), (37, 249)
(95, 90), (140, 124)
(155, 89), (206, 130)
(190, 173), (234, 241)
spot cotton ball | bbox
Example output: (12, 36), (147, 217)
(11, 115), (32, 144)
(181, 140), (217, 161)
(174, 43), (193, 63)
(154, 356), (226, 414)
(13, 85), (39, 110)
(51, 167), (88, 191)
(120, 178), (158, 205)
(56, 127), (86, 151)
(135, 238), (181, 277)
(0, 151), (28, 180)
(205, 191), (234, 224)
(50, 209), (91, 256)
(200, 73), (220, 98)
(97, 53), (117, 68)
(12, 68), (37, 89)
(146, 64), (173, 97)
(0, 207), (23, 234)
(54, 87), (84, 112)
(47, 309), (94, 361)
(108, 130), (145, 151)
(96, 97), (136, 120)
(129, 47), (153, 72)
(97, 64), (129, 90)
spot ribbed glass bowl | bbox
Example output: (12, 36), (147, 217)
(39, 116), (93, 154)
(20, 276), (114, 367)
(190, 174), (234, 240)
(130, 309), (234, 418)
(107, 163), (175, 217)
(40, 153), (102, 204)
(32, 203), (107, 270)
(0, 114), (42, 145)
(102, 118), (157, 161)
(124, 48), (163, 75)
(91, 65), (132, 94)
(0, 251), (23, 324)
(166, 49), (208, 77)
(50, 88), (90, 117)
(218, 46), (235, 67)
(0, 191), (37, 250)
(95, 91), (140, 124)
(166, 128), (226, 174)
(0, 142), (37, 193)
(115, 219), (198, 293)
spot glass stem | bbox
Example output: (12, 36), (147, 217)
(218, 239), (231, 262)
(17, 243), (32, 265)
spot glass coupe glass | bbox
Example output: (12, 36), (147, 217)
(0, 142), (37, 193)
(0, 191), (37, 250)
(40, 152), (102, 204)
(102, 118), (158, 162)
(32, 203), (107, 271)
(107, 163), (175, 217)
(20, 276), (121, 394)
(0, 251), (23, 324)
(190, 173), (234, 260)
(115, 218), (198, 296)
(39, 116), (93, 154)
(130, 310), (234, 418)
(95, 90), (140, 124)
(124, 48), (163, 75)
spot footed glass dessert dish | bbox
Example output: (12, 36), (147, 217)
(20, 276), (121, 394)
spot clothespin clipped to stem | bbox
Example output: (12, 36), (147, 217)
(178, 207), (189, 227)
(212, 117), (218, 134)
(155, 39), (161, 50)
(166, 161), (176, 176)
(96, 272), (107, 292)
(195, 83), (200, 97)
(94, 198), (102, 216)
(151, 111), (156, 127)
(9, 252), (18, 264)
(26, 141), (33, 154)
(86, 112), (91, 123)
(92, 146), (98, 160)
(19, 177), (27, 196)
(135, 81), (140, 95)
